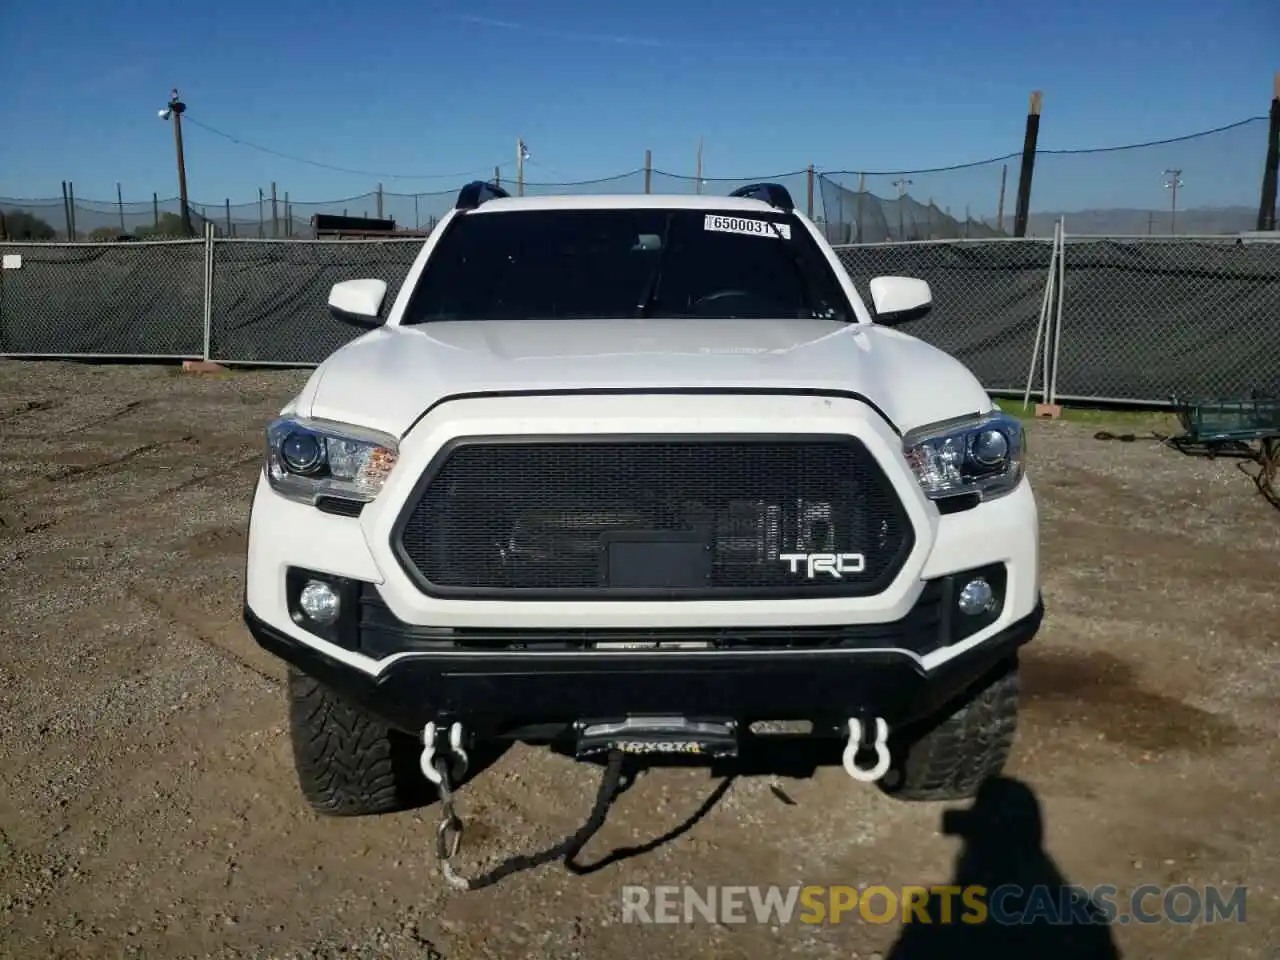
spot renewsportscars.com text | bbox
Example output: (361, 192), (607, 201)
(620, 883), (1248, 926)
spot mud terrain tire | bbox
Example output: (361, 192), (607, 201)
(287, 667), (433, 816)
(878, 659), (1020, 801)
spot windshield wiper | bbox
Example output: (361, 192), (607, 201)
(635, 212), (675, 317)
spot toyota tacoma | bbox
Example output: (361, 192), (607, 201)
(242, 180), (1042, 826)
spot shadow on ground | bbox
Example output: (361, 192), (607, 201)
(470, 734), (845, 884)
(443, 735), (1125, 960)
(886, 776), (1122, 959)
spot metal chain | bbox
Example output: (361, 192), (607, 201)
(429, 750), (627, 892)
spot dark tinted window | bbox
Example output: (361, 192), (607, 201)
(400, 208), (851, 324)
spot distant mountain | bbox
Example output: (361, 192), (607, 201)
(1022, 205), (1259, 237)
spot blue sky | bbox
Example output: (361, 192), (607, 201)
(0, 0), (1275, 218)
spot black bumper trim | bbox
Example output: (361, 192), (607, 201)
(245, 598), (1043, 737)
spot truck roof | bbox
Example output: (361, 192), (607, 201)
(465, 193), (792, 215)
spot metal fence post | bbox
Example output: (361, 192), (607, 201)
(1048, 218), (1067, 405)
(202, 223), (215, 360)
(1022, 225), (1059, 409)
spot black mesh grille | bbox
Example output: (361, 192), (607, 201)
(393, 436), (915, 598)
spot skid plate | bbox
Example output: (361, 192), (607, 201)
(574, 716), (740, 759)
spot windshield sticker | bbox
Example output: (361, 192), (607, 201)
(704, 214), (791, 240)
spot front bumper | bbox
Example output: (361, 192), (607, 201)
(244, 596), (1043, 737)
(245, 391), (1042, 736)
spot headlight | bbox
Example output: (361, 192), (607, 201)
(264, 417), (398, 506)
(902, 410), (1024, 502)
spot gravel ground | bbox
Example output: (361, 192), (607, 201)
(0, 360), (1277, 959)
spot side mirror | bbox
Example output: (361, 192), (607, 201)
(868, 276), (932, 325)
(328, 278), (388, 328)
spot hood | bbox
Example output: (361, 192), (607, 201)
(298, 317), (992, 437)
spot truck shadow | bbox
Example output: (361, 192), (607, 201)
(885, 776), (1122, 960)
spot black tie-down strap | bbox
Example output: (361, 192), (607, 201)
(431, 749), (627, 891)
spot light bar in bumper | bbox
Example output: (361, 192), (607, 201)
(242, 595), (1045, 736)
(276, 561), (1013, 660)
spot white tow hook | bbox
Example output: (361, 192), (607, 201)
(842, 717), (892, 782)
(420, 721), (470, 786)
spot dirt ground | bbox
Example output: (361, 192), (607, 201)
(0, 360), (1276, 960)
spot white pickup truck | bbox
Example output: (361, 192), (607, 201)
(241, 180), (1041, 834)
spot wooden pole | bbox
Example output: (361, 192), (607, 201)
(60, 182), (72, 239)
(168, 92), (193, 236)
(856, 173), (865, 243)
(1256, 71), (1280, 231)
(516, 138), (525, 197)
(996, 163), (1008, 233)
(1012, 91), (1043, 238)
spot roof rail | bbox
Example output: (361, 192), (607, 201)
(455, 180), (511, 210)
(728, 183), (795, 212)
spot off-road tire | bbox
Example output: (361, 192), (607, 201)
(287, 667), (434, 816)
(877, 659), (1020, 802)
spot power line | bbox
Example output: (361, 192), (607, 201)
(817, 115), (1268, 177)
(182, 115), (509, 181)
(1043, 116), (1263, 155)
(183, 112), (1267, 185)
(3, 113), (1268, 205)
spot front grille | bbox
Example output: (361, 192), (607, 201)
(393, 435), (915, 599)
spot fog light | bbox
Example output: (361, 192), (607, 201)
(299, 580), (341, 624)
(957, 578), (996, 615)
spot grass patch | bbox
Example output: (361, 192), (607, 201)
(996, 399), (1180, 431)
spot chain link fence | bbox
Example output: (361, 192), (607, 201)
(0, 240), (205, 357)
(1052, 236), (1280, 403)
(1025, 117), (1269, 236)
(207, 238), (424, 364)
(832, 239), (1055, 394)
(819, 169), (1012, 242)
(0, 195), (224, 241)
(3, 233), (1279, 406)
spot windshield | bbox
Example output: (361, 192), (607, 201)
(398, 208), (852, 324)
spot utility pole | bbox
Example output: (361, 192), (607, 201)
(159, 88), (193, 236)
(996, 163), (1008, 233)
(1163, 168), (1183, 235)
(892, 177), (912, 240)
(517, 138), (528, 197)
(696, 138), (704, 195)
